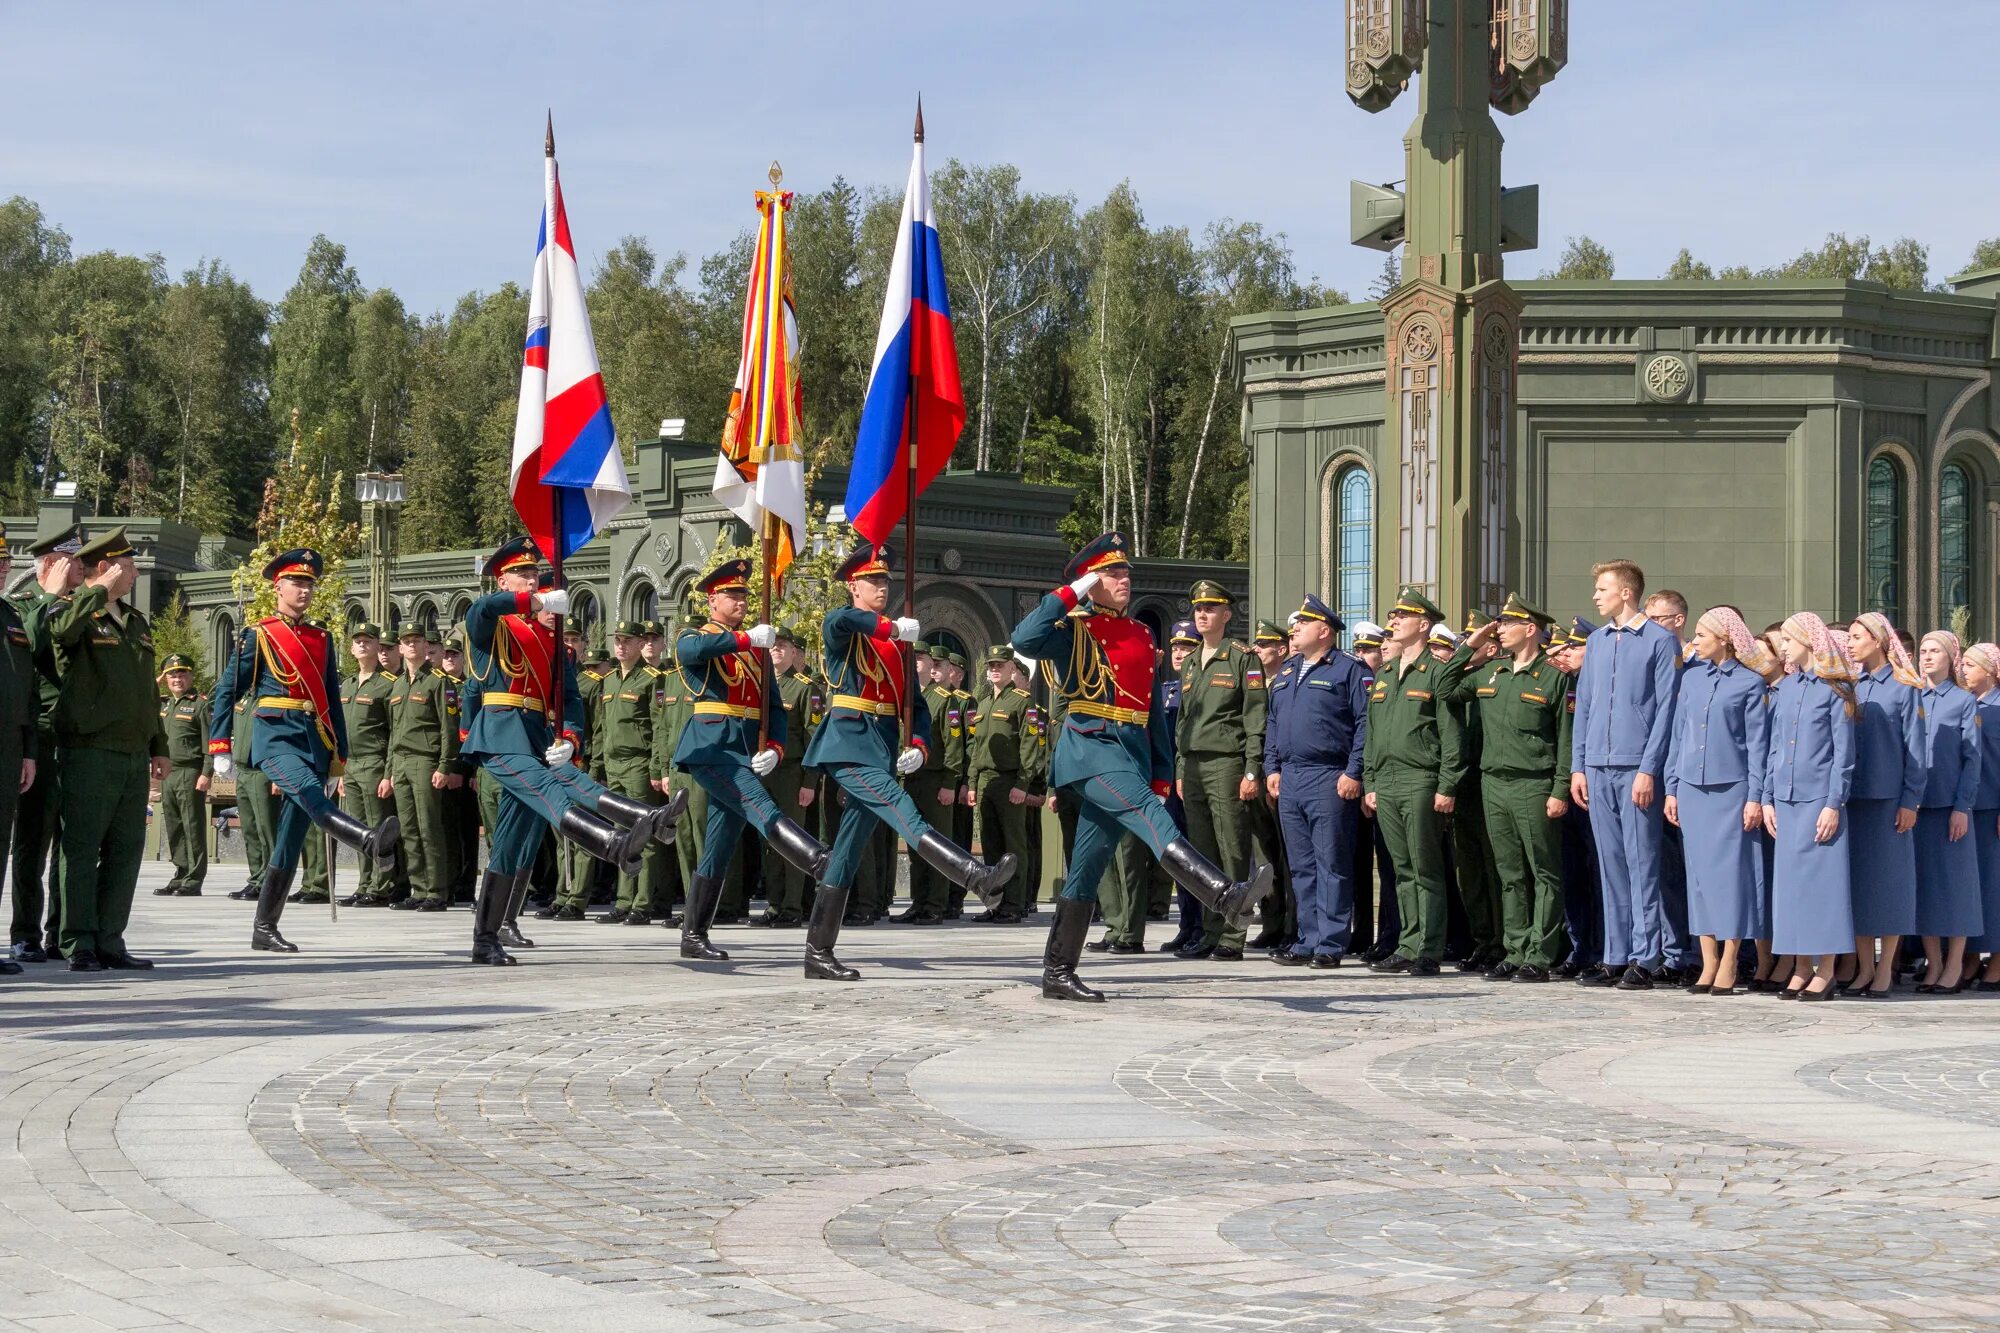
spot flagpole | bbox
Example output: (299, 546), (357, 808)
(759, 511), (775, 750)
(544, 112), (566, 739)
(900, 98), (924, 751)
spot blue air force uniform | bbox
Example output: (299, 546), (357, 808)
(1914, 680), (1983, 938)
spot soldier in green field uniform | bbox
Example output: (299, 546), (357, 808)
(894, 646), (956, 923)
(652, 615), (704, 922)
(559, 637), (612, 919)
(12, 526), (81, 962)
(1432, 616), (1504, 971)
(334, 624), (396, 905)
(50, 528), (168, 971)
(969, 646), (1040, 922)
(388, 625), (462, 910)
(1364, 586), (1470, 977)
(1245, 620), (1297, 948)
(1020, 657), (1053, 918)
(757, 625), (822, 926)
(154, 655), (212, 896)
(594, 622), (667, 925)
(0, 528), (38, 974)
(439, 633), (483, 903)
(1175, 580), (1268, 961)
(946, 651), (977, 902)
(1441, 596), (1573, 982)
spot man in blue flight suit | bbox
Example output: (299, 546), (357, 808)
(1011, 532), (1269, 1002)
(1265, 594), (1371, 968)
(209, 549), (402, 954)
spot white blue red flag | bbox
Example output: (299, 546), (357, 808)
(844, 121), (965, 546)
(511, 124), (629, 562)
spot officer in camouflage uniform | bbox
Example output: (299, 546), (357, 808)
(594, 621), (668, 925)
(388, 625), (463, 911)
(12, 526), (80, 962)
(756, 624), (822, 926)
(1364, 586), (1471, 977)
(335, 624), (397, 906)
(1176, 580), (1269, 961)
(968, 645), (1041, 923)
(155, 654), (212, 896)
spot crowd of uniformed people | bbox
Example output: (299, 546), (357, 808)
(4, 523), (1998, 1004)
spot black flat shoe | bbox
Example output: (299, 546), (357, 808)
(1176, 940), (1217, 960)
(1511, 965), (1550, 983)
(390, 897), (421, 911)
(1369, 954), (1412, 974)
(1085, 935), (1115, 953)
(1211, 946), (1244, 961)
(153, 886), (178, 896)
(66, 950), (104, 972)
(1409, 958), (1441, 977)
(10, 942), (47, 964)
(1157, 935), (1195, 954)
(102, 952), (154, 970)
(1482, 962), (1517, 981)
(1686, 983), (1712, 995)
(1273, 951), (1311, 967)
(1109, 941), (1145, 955)
(1311, 954), (1343, 970)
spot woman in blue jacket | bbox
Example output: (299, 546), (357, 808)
(1761, 613), (1856, 1000)
(1840, 612), (1924, 998)
(1961, 642), (2000, 990)
(1913, 630), (1983, 992)
(1664, 607), (1770, 995)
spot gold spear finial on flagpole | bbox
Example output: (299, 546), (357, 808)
(768, 161), (783, 188)
(545, 110), (554, 157)
(914, 95), (925, 144)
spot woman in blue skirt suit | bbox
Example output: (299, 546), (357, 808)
(1914, 631), (1983, 992)
(1840, 612), (1925, 998)
(1761, 614), (1856, 1000)
(1961, 643), (2000, 989)
(1664, 607), (1771, 995)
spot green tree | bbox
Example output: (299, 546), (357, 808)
(1970, 237), (2000, 271)
(1541, 235), (1614, 280)
(150, 589), (210, 690)
(1664, 248), (1713, 280)
(586, 236), (700, 458)
(231, 410), (359, 625)
(153, 260), (269, 531)
(0, 198), (72, 513)
(268, 235), (362, 481)
(43, 251), (168, 514)
(787, 178), (874, 453)
(349, 287), (415, 471)
(1368, 249), (1402, 299)
(1765, 233), (1932, 290)
(398, 286), (528, 550)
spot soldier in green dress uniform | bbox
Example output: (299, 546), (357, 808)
(594, 622), (668, 925)
(334, 624), (397, 905)
(1246, 619), (1297, 949)
(896, 646), (958, 923)
(756, 624), (822, 926)
(968, 646), (1041, 922)
(388, 625), (463, 911)
(0, 527), (38, 974)
(49, 528), (169, 970)
(1432, 615), (1503, 971)
(947, 651), (977, 894)
(439, 632), (483, 904)
(11, 526), (80, 962)
(1364, 586), (1471, 976)
(1175, 580), (1269, 961)
(155, 655), (212, 896)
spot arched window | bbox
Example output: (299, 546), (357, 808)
(1863, 455), (1903, 622)
(1940, 462), (1973, 627)
(1335, 465), (1374, 646)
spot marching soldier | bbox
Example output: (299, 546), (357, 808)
(1247, 619), (1298, 951)
(967, 645), (1040, 923)
(755, 625), (821, 926)
(596, 621), (668, 926)
(898, 646), (959, 923)
(155, 654), (212, 896)
(388, 624), (463, 911)
(800, 545), (1013, 979)
(335, 624), (396, 906)
(208, 549), (402, 953)
(1175, 580), (1268, 961)
(1364, 586), (1470, 977)
(0, 527), (36, 975)
(11, 526), (80, 963)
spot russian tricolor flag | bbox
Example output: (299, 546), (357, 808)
(844, 119), (965, 546)
(510, 121), (630, 562)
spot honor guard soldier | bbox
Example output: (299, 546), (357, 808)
(899, 644), (961, 923)
(1445, 596), (1573, 982)
(460, 538), (679, 964)
(1264, 595), (1370, 967)
(1431, 618), (1502, 971)
(1364, 586), (1471, 977)
(670, 557), (828, 961)
(966, 645), (1040, 922)
(0, 526), (34, 974)
(336, 624), (397, 906)
(208, 549), (402, 954)
(802, 545), (1014, 979)
(597, 621), (670, 925)
(1012, 534), (1268, 1001)
(11, 526), (80, 963)
(388, 624), (463, 911)
(155, 654), (212, 896)
(1175, 580), (1269, 960)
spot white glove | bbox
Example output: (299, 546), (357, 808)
(750, 748), (779, 777)
(745, 623), (777, 649)
(212, 754), (233, 779)
(537, 588), (570, 617)
(543, 739), (575, 767)
(893, 617), (921, 643)
(895, 746), (923, 775)
(1067, 571), (1101, 600)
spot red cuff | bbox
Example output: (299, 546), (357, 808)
(561, 730), (580, 749)
(513, 590), (535, 614)
(206, 738), (231, 755)
(1055, 585), (1081, 611)
(457, 730), (469, 744)
(732, 631), (752, 652)
(912, 736), (929, 757)
(1150, 780), (1173, 799)
(762, 741), (785, 760)
(869, 615), (896, 640)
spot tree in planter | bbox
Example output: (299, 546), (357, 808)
(229, 408), (360, 633)
(150, 590), (210, 693)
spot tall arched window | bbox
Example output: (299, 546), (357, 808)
(1863, 455), (1903, 622)
(1940, 462), (1973, 627)
(1335, 465), (1374, 646)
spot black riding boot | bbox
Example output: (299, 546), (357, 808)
(1041, 897), (1103, 1002)
(499, 872), (535, 948)
(252, 865), (299, 953)
(594, 789), (685, 846)
(325, 808), (402, 874)
(680, 873), (729, 960)
(916, 830), (1014, 908)
(1159, 838), (1269, 929)
(558, 807), (645, 876)
(471, 869), (519, 965)
(766, 815), (830, 878)
(804, 882), (860, 981)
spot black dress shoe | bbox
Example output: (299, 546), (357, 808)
(1454, 956), (1483, 973)
(1247, 928), (1282, 950)
(842, 911), (869, 926)
(1145, 907), (1169, 921)
(153, 885), (178, 896)
(1359, 944), (1393, 964)
(1369, 954), (1412, 973)
(1176, 939), (1217, 960)
(1409, 958), (1441, 976)
(174, 885), (202, 896)
(1211, 946), (1244, 961)
(596, 908), (629, 924)
(414, 898), (448, 912)
(285, 889), (308, 904)
(533, 902), (561, 919)
(1158, 934), (1195, 954)
(1086, 935), (1115, 953)
(1109, 941), (1145, 955)
(1615, 966), (1655, 991)
(1512, 965), (1551, 983)
(337, 893), (365, 908)
(712, 911), (747, 926)
(67, 950), (104, 972)
(1311, 954), (1342, 969)
(227, 885), (258, 900)
(553, 904), (586, 921)
(390, 896), (421, 911)
(1273, 950), (1311, 967)
(624, 912), (654, 927)
(102, 952), (153, 970)
(1483, 962), (1518, 981)
(1577, 965), (1625, 987)
(972, 907), (1002, 923)
(1553, 960), (1583, 978)
(10, 941), (47, 964)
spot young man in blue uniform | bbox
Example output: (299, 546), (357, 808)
(1011, 532), (1269, 1002)
(1264, 594), (1371, 968)
(209, 549), (402, 954)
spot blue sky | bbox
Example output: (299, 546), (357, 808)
(4, 1), (1995, 313)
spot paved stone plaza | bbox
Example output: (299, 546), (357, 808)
(4, 865), (2000, 1331)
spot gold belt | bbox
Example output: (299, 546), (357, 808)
(694, 701), (759, 719)
(830, 694), (898, 717)
(257, 697), (312, 711)
(1070, 700), (1148, 725)
(481, 691), (551, 712)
